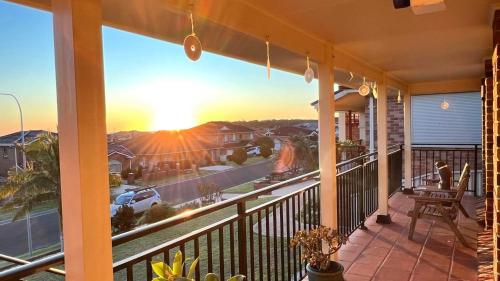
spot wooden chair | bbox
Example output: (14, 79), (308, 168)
(407, 163), (471, 247)
(413, 163), (470, 218)
(420, 161), (452, 190)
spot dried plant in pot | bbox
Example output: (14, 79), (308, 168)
(290, 226), (348, 281)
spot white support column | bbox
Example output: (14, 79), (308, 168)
(369, 97), (375, 154)
(359, 113), (366, 144)
(53, 0), (113, 280)
(376, 77), (391, 224)
(403, 89), (412, 190)
(318, 47), (337, 229)
(338, 111), (347, 141)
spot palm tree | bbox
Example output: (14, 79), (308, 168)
(0, 133), (61, 222)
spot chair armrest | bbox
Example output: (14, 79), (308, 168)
(422, 179), (440, 184)
(413, 186), (458, 193)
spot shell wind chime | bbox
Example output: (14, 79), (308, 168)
(184, 12), (202, 61)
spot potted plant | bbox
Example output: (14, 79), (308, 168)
(151, 250), (245, 281)
(290, 226), (348, 281)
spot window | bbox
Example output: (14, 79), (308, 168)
(2, 147), (8, 159)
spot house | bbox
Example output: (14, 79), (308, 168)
(186, 121), (255, 146)
(113, 130), (222, 172)
(0, 130), (53, 176)
(107, 144), (135, 173)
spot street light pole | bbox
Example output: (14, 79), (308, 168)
(0, 93), (26, 169)
(0, 92), (32, 256)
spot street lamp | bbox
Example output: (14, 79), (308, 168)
(0, 92), (32, 256)
(0, 93), (26, 170)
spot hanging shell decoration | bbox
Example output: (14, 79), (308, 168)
(441, 99), (449, 110)
(397, 90), (402, 103)
(304, 56), (314, 83)
(266, 40), (271, 80)
(184, 13), (202, 61)
(372, 82), (378, 99)
(358, 77), (370, 96)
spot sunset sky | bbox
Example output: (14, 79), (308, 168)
(0, 1), (319, 136)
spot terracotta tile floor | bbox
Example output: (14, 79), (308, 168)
(309, 192), (480, 281)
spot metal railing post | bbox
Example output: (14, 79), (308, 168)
(474, 144), (478, 196)
(360, 157), (367, 230)
(237, 202), (248, 276)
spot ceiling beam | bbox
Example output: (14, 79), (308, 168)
(7, 0), (409, 90)
(409, 78), (481, 95)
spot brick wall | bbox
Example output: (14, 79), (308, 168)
(364, 95), (404, 148)
(491, 45), (500, 279)
(483, 65), (494, 228)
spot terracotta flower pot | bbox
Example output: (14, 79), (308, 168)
(306, 262), (344, 281)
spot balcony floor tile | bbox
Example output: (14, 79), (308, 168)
(304, 192), (480, 281)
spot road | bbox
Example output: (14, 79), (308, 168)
(0, 210), (60, 257)
(156, 160), (273, 204)
(0, 160), (273, 257)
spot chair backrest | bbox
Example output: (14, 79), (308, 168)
(454, 163), (470, 201)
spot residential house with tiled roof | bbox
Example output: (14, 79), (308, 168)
(0, 130), (53, 176)
(186, 121), (255, 145)
(107, 144), (135, 173)
(115, 130), (223, 171)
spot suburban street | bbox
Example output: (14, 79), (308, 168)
(0, 159), (273, 256)
(156, 159), (273, 204)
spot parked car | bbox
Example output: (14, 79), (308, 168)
(110, 187), (161, 217)
(246, 146), (260, 156)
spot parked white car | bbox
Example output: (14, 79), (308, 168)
(246, 146), (260, 156)
(110, 187), (161, 217)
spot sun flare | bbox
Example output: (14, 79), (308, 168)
(131, 77), (215, 131)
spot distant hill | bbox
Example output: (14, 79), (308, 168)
(233, 119), (318, 130)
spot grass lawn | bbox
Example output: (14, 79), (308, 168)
(0, 199), (58, 222)
(222, 181), (256, 194)
(227, 156), (271, 167)
(0, 243), (61, 270)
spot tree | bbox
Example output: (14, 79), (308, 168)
(255, 136), (274, 150)
(230, 148), (248, 165)
(138, 203), (175, 224)
(260, 145), (272, 158)
(112, 205), (135, 232)
(0, 133), (61, 222)
(289, 135), (318, 173)
(109, 173), (122, 188)
(197, 182), (222, 206)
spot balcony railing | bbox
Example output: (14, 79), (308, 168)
(411, 144), (482, 195)
(0, 146), (404, 281)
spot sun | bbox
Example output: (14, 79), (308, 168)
(152, 105), (196, 131)
(139, 77), (209, 131)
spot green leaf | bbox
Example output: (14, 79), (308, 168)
(187, 257), (199, 279)
(205, 273), (220, 281)
(172, 250), (183, 276)
(227, 275), (245, 281)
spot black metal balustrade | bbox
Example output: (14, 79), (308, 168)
(0, 147), (405, 281)
(337, 145), (402, 236)
(411, 144), (482, 195)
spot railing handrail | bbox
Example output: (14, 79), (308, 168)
(412, 143), (481, 146)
